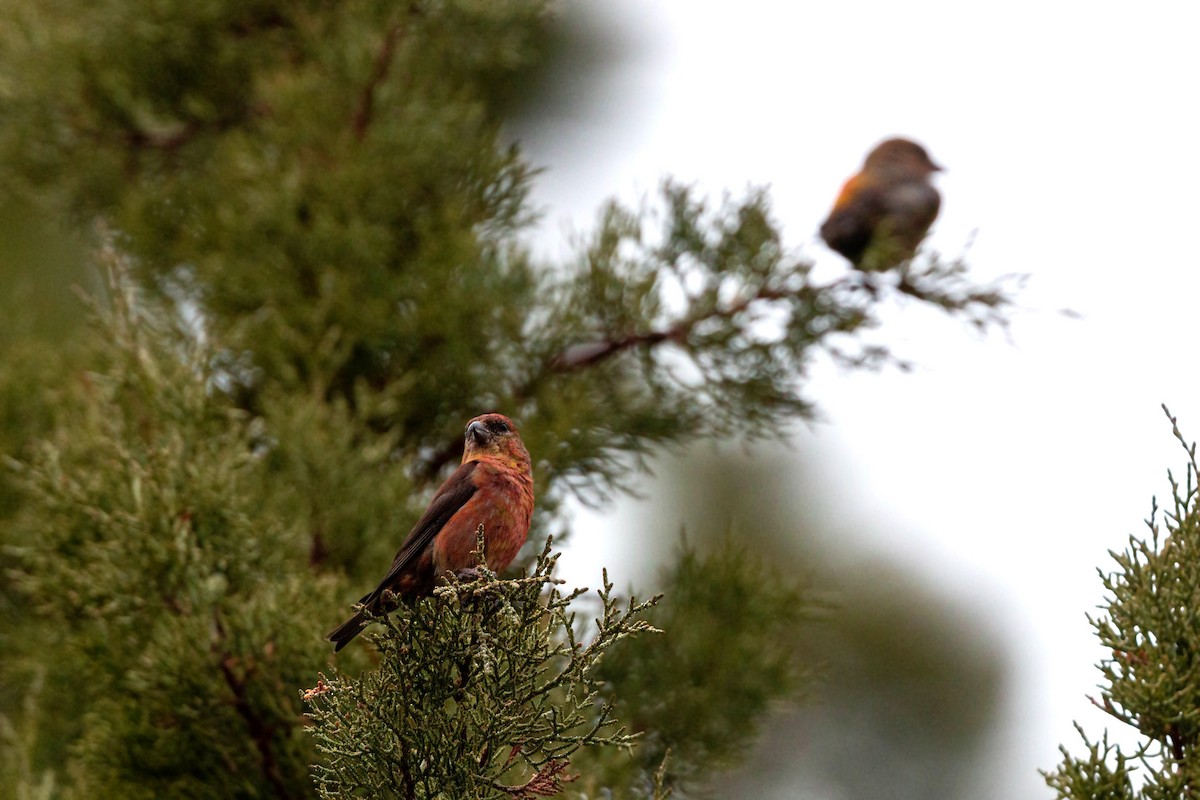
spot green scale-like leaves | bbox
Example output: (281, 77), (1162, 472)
(307, 537), (659, 799)
(1047, 409), (1200, 798)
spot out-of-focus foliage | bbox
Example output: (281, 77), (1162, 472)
(616, 445), (1008, 800)
(0, 201), (96, 792)
(579, 537), (817, 795)
(7, 271), (332, 800)
(1045, 408), (1200, 799)
(0, 0), (1013, 507)
(0, 1), (1016, 797)
(0, 0), (549, 451)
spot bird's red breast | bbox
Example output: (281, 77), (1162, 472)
(327, 413), (534, 651)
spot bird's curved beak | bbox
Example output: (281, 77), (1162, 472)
(466, 420), (488, 445)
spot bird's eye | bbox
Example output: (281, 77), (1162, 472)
(489, 419), (510, 433)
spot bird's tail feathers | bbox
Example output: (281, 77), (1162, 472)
(327, 611), (368, 652)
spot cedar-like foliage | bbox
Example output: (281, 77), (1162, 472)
(0, 2), (1016, 798)
(1045, 407), (1200, 798)
(307, 535), (660, 799)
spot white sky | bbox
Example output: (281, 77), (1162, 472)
(514, 2), (1200, 798)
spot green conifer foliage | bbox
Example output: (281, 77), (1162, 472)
(1046, 408), (1200, 798)
(7, 266), (330, 800)
(307, 537), (660, 799)
(0, 2), (1017, 797)
(584, 538), (817, 794)
(0, 1), (1011, 502)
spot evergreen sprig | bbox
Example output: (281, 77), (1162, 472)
(305, 533), (661, 799)
(1045, 406), (1200, 798)
(5, 257), (327, 800)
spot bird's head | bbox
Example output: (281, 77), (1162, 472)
(462, 413), (531, 469)
(864, 137), (942, 177)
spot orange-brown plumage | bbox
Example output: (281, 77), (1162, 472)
(327, 413), (534, 651)
(820, 137), (942, 272)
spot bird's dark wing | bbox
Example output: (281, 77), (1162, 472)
(820, 178), (886, 264)
(357, 460), (480, 607)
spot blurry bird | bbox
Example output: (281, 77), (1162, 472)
(328, 413), (534, 651)
(820, 137), (942, 272)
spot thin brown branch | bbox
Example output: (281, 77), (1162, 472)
(548, 329), (677, 372)
(213, 615), (296, 800)
(414, 285), (796, 482)
(351, 20), (408, 141)
(417, 257), (1013, 481)
(491, 758), (575, 798)
(547, 286), (790, 374)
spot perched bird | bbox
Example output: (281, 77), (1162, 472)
(819, 137), (942, 272)
(327, 413), (534, 652)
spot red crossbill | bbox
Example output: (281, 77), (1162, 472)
(327, 413), (534, 651)
(819, 137), (942, 272)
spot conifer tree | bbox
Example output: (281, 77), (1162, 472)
(0, 2), (1014, 797)
(1046, 408), (1200, 798)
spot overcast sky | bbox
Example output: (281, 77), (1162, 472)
(513, 2), (1200, 797)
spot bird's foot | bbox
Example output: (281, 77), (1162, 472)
(453, 566), (483, 583)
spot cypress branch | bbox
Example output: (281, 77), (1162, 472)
(305, 534), (661, 799)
